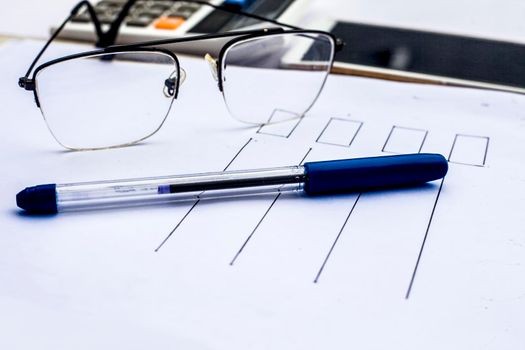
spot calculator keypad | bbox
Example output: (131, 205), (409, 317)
(72, 1), (203, 29)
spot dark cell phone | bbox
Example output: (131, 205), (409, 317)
(329, 21), (525, 90)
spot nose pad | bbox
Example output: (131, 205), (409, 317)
(205, 53), (218, 82)
(163, 68), (187, 98)
(179, 67), (187, 85)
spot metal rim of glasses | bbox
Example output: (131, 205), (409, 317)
(218, 32), (336, 125)
(18, 0), (344, 150)
(29, 29), (337, 99)
(34, 50), (181, 151)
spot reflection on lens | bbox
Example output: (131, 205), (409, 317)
(221, 33), (334, 125)
(35, 51), (179, 150)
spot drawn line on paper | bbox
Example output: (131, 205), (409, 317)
(419, 131), (429, 153)
(382, 125), (429, 154)
(315, 117), (363, 148)
(229, 148), (313, 266)
(482, 137), (490, 165)
(154, 138), (253, 252)
(381, 126), (396, 152)
(298, 148), (313, 166)
(256, 110), (305, 139)
(230, 193), (281, 265)
(155, 200), (200, 252)
(222, 138), (255, 171)
(314, 193), (362, 283)
(405, 132), (490, 298)
(447, 162), (487, 168)
(404, 177), (445, 298)
(404, 126), (433, 294)
(448, 133), (459, 162)
(286, 116), (305, 139)
(448, 134), (490, 167)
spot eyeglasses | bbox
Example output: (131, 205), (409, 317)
(19, 0), (343, 151)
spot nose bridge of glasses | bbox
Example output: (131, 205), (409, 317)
(163, 67), (187, 98)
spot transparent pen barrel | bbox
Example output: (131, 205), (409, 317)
(56, 166), (306, 211)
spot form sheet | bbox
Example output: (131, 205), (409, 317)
(0, 40), (524, 349)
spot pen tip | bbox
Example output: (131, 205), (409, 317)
(16, 184), (58, 214)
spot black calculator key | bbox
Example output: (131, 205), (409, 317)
(157, 0), (177, 6)
(140, 8), (166, 17)
(98, 14), (118, 24)
(178, 5), (198, 13)
(181, 2), (202, 10)
(94, 7), (108, 14)
(98, 0), (122, 8)
(126, 17), (155, 27)
(150, 3), (172, 12)
(71, 12), (92, 23)
(166, 10), (193, 19)
(128, 4), (145, 15)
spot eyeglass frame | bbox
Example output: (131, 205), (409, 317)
(19, 0), (344, 100)
(18, 0), (345, 152)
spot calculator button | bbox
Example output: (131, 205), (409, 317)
(127, 12), (157, 25)
(98, 0), (121, 7)
(126, 17), (155, 27)
(154, 16), (185, 30)
(141, 8), (166, 17)
(178, 5), (198, 12)
(129, 3), (145, 12)
(94, 7), (107, 15)
(166, 10), (193, 20)
(150, 3), (172, 12)
(71, 12), (92, 23)
(98, 14), (118, 24)
(180, 2), (202, 10)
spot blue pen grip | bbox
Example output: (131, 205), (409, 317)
(303, 154), (448, 195)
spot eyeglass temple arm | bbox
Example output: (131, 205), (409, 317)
(104, 0), (344, 50)
(19, 1), (104, 89)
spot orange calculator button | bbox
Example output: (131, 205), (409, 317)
(154, 16), (185, 30)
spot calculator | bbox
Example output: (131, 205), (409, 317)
(56, 0), (309, 50)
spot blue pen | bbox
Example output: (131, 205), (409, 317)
(16, 154), (448, 214)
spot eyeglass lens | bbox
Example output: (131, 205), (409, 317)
(35, 51), (179, 150)
(221, 33), (335, 125)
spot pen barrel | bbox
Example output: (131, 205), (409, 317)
(303, 153), (448, 195)
(55, 166), (306, 212)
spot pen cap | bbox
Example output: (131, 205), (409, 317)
(16, 184), (58, 214)
(303, 154), (448, 195)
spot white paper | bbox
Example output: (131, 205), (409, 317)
(0, 40), (524, 350)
